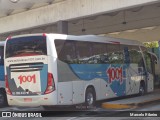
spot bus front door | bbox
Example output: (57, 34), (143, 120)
(144, 53), (154, 92)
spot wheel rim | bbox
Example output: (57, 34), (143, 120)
(86, 92), (94, 106)
(0, 93), (4, 105)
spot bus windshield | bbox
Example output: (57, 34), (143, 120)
(6, 36), (47, 58)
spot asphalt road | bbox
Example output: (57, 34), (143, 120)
(1, 102), (160, 120)
(1, 93), (160, 120)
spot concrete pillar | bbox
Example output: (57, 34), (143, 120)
(57, 20), (68, 34)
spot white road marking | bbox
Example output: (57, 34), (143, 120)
(66, 117), (78, 120)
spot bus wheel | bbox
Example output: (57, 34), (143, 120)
(0, 90), (7, 107)
(139, 83), (145, 96)
(85, 87), (96, 109)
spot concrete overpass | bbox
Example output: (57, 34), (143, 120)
(0, 0), (160, 42)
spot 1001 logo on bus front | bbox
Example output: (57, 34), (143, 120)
(107, 66), (123, 84)
(18, 74), (36, 84)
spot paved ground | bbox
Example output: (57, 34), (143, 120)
(0, 89), (160, 119)
(102, 89), (160, 109)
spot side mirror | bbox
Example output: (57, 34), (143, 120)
(154, 60), (158, 64)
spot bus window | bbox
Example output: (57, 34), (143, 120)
(54, 40), (65, 56)
(56, 40), (76, 63)
(75, 41), (92, 64)
(144, 52), (153, 74)
(123, 46), (130, 64)
(91, 43), (108, 64)
(128, 46), (144, 67)
(92, 43), (107, 55)
(129, 46), (140, 63)
(6, 36), (47, 58)
(107, 44), (123, 64)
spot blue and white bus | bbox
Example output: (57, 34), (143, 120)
(0, 41), (7, 107)
(4, 34), (156, 107)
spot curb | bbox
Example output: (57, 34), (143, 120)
(102, 103), (134, 109)
(101, 98), (160, 109)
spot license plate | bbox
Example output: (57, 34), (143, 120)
(24, 98), (32, 102)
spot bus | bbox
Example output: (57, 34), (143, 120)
(0, 41), (7, 107)
(4, 33), (157, 107)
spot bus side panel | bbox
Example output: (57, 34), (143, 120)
(0, 44), (4, 88)
(57, 60), (75, 105)
(100, 79), (116, 100)
(147, 73), (154, 92)
(56, 61), (146, 104)
(93, 79), (101, 101)
(73, 81), (84, 104)
(57, 82), (73, 105)
(0, 66), (4, 88)
(66, 63), (127, 101)
(48, 56), (58, 105)
(125, 64), (142, 95)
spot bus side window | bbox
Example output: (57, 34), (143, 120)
(123, 46), (130, 64)
(125, 45), (145, 73)
(75, 41), (92, 64)
(144, 52), (153, 74)
(55, 40), (76, 63)
(92, 43), (107, 64)
(107, 44), (123, 64)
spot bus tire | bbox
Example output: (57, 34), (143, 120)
(85, 87), (96, 109)
(139, 81), (145, 96)
(0, 89), (8, 107)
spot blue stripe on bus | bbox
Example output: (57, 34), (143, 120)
(69, 64), (127, 97)
(40, 64), (48, 93)
(0, 65), (4, 81)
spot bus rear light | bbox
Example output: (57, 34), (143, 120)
(5, 75), (12, 95)
(6, 36), (12, 41)
(43, 33), (46, 37)
(44, 73), (55, 94)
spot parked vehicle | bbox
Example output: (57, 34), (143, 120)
(4, 34), (157, 107)
(0, 41), (7, 107)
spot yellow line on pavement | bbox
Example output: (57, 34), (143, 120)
(102, 103), (133, 109)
